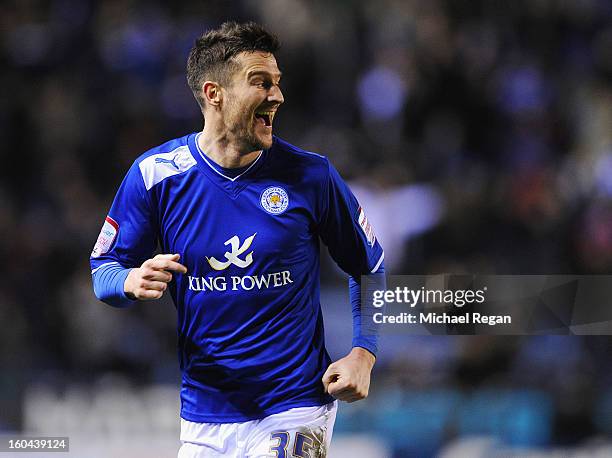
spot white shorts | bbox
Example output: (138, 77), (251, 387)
(178, 401), (338, 458)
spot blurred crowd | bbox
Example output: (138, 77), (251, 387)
(1, 0), (612, 455)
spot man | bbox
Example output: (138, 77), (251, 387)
(90, 21), (384, 457)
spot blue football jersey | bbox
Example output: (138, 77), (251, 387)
(90, 133), (384, 422)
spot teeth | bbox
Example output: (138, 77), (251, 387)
(255, 111), (275, 123)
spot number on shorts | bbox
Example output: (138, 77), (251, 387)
(294, 432), (314, 458)
(269, 431), (316, 458)
(269, 432), (289, 458)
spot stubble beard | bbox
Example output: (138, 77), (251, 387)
(226, 101), (271, 153)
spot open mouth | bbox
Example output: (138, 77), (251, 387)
(254, 110), (275, 128)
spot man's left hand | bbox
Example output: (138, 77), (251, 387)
(322, 347), (375, 402)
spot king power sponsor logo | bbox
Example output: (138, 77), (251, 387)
(189, 233), (293, 293)
(206, 233), (256, 270)
(188, 270), (293, 292)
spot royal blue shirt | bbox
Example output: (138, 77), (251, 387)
(90, 133), (384, 422)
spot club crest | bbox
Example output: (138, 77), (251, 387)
(260, 186), (289, 215)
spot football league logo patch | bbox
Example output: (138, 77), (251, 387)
(91, 216), (119, 258)
(260, 186), (289, 215)
(357, 207), (376, 247)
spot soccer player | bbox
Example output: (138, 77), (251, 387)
(90, 22), (384, 457)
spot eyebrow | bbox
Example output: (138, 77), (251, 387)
(247, 70), (282, 80)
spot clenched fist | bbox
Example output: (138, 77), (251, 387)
(124, 253), (187, 300)
(322, 347), (375, 403)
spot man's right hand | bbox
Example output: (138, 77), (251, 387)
(124, 253), (188, 300)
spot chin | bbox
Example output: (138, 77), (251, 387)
(260, 136), (273, 149)
(252, 133), (273, 150)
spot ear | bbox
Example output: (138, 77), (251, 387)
(202, 81), (222, 107)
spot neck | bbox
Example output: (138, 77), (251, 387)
(198, 125), (262, 169)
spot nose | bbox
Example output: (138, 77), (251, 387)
(269, 84), (284, 105)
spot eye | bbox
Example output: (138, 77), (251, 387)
(250, 77), (278, 90)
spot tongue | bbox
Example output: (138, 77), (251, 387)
(256, 114), (270, 126)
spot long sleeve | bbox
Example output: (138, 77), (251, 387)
(318, 162), (384, 278)
(349, 263), (385, 356)
(92, 262), (134, 308)
(90, 161), (158, 306)
(317, 160), (385, 355)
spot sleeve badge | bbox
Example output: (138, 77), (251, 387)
(91, 216), (119, 258)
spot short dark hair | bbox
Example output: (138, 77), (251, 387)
(187, 21), (280, 110)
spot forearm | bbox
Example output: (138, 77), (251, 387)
(91, 262), (135, 308)
(349, 263), (385, 357)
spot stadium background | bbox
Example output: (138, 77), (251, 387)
(2, 0), (612, 456)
